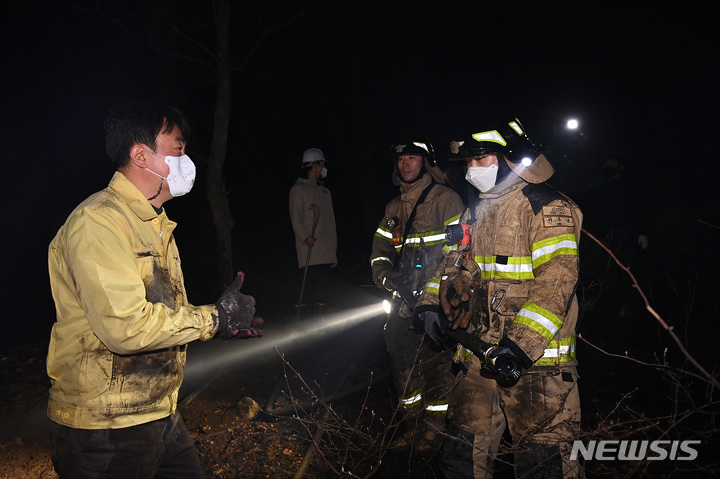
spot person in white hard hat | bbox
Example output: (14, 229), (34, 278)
(289, 148), (338, 322)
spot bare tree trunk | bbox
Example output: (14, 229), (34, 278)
(206, 0), (234, 286)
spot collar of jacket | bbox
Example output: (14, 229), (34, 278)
(399, 172), (433, 196)
(109, 171), (164, 222)
(507, 153), (554, 184)
(477, 172), (526, 200)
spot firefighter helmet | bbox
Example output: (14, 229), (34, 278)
(451, 111), (554, 184)
(390, 140), (445, 184)
(391, 141), (436, 167)
(449, 113), (540, 166)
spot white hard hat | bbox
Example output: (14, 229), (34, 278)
(301, 148), (327, 165)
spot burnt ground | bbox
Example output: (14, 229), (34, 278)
(1, 273), (719, 479)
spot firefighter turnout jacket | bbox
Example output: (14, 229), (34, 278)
(371, 173), (465, 296)
(417, 174), (582, 372)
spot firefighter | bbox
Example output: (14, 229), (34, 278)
(416, 113), (583, 478)
(370, 141), (465, 452)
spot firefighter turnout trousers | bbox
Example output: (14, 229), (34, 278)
(384, 307), (456, 430)
(442, 354), (582, 478)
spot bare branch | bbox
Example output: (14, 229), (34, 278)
(233, 9), (305, 72)
(577, 333), (710, 384)
(698, 219), (720, 230)
(146, 0), (218, 61)
(582, 227), (720, 390)
(78, 4), (217, 72)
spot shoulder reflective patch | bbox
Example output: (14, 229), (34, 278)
(542, 205), (575, 227)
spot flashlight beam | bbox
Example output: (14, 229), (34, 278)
(184, 302), (388, 381)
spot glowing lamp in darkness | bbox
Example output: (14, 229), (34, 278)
(383, 299), (392, 315)
(566, 119), (579, 130)
(521, 157), (533, 167)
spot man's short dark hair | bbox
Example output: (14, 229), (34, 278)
(104, 100), (190, 169)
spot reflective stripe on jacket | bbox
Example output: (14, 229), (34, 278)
(47, 172), (220, 429)
(419, 176), (582, 370)
(370, 173), (464, 294)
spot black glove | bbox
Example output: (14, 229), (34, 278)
(419, 310), (456, 349)
(481, 346), (523, 381)
(215, 272), (264, 340)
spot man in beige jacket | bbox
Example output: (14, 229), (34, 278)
(289, 148), (338, 322)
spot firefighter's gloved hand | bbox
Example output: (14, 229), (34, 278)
(419, 311), (456, 349)
(481, 346), (523, 381)
(376, 270), (400, 292)
(439, 271), (475, 329)
(215, 272), (262, 340)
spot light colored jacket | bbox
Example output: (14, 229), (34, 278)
(289, 177), (337, 268)
(47, 172), (219, 429)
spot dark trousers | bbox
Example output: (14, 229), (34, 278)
(383, 307), (455, 430)
(297, 263), (332, 306)
(50, 412), (204, 479)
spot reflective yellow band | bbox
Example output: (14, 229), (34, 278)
(376, 223), (457, 248)
(472, 255), (534, 280)
(423, 278), (441, 295)
(531, 234), (578, 269)
(405, 230), (447, 247)
(444, 214), (462, 227)
(401, 390), (423, 409)
(514, 302), (563, 342)
(455, 345), (475, 362)
(370, 256), (392, 266)
(534, 336), (577, 365)
(375, 227), (393, 240)
(425, 402), (449, 415)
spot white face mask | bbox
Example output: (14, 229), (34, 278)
(320, 166), (328, 179)
(465, 164), (498, 193)
(145, 148), (196, 197)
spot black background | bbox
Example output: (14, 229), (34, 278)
(1, 1), (718, 348)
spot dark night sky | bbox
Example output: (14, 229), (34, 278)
(1, 1), (718, 347)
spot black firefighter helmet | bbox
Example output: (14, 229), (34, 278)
(390, 140), (445, 184)
(391, 141), (437, 166)
(449, 113), (541, 166)
(449, 111), (553, 184)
